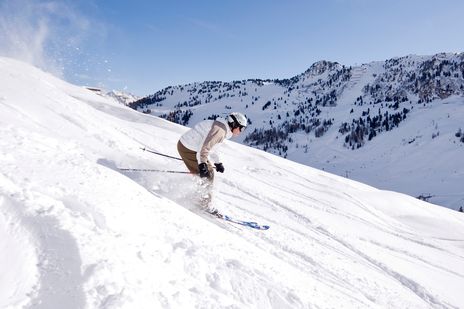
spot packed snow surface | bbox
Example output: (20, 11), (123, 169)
(1, 58), (463, 308)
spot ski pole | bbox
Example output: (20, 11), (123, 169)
(119, 168), (191, 174)
(140, 147), (182, 161)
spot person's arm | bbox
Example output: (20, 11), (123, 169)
(199, 122), (226, 163)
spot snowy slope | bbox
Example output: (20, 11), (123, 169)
(1, 57), (464, 309)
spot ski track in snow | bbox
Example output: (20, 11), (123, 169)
(212, 161), (464, 308)
(317, 227), (455, 309)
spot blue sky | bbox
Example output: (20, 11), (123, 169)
(1, 0), (464, 96)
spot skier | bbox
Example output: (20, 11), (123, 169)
(177, 112), (247, 212)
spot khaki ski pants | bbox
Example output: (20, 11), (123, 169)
(177, 140), (215, 180)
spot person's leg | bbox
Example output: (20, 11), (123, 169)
(197, 177), (214, 210)
(200, 161), (216, 210)
(178, 141), (216, 211)
(177, 141), (199, 174)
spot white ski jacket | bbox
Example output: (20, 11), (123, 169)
(179, 118), (233, 164)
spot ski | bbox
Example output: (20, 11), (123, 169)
(208, 211), (270, 230)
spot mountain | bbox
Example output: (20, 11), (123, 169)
(130, 53), (464, 210)
(104, 89), (140, 105)
(83, 87), (140, 105)
(1, 57), (464, 309)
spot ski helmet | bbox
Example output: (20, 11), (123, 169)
(227, 112), (247, 131)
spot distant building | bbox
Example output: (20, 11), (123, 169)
(85, 87), (103, 94)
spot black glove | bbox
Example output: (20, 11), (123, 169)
(198, 162), (210, 178)
(214, 163), (225, 173)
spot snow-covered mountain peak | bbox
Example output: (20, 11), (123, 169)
(303, 60), (341, 76)
(104, 89), (140, 105)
